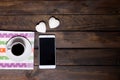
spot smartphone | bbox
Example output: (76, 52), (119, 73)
(39, 35), (56, 69)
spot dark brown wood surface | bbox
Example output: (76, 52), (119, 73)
(34, 49), (120, 66)
(0, 0), (120, 80)
(0, 0), (119, 15)
(0, 15), (120, 31)
(35, 32), (120, 48)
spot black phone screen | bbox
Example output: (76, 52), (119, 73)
(39, 36), (55, 65)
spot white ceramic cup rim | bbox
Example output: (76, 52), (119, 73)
(6, 36), (32, 61)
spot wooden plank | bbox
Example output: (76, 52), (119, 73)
(0, 0), (119, 15)
(0, 15), (120, 31)
(0, 70), (27, 80)
(0, 66), (120, 80)
(34, 49), (120, 66)
(34, 32), (120, 48)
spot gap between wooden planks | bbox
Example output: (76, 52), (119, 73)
(0, 66), (119, 80)
(0, 0), (119, 15)
(34, 32), (120, 48)
(0, 15), (119, 31)
(34, 49), (120, 66)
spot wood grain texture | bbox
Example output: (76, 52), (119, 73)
(35, 49), (120, 66)
(34, 32), (120, 48)
(0, 0), (119, 15)
(0, 0), (120, 80)
(34, 49), (120, 66)
(0, 66), (119, 80)
(0, 15), (120, 31)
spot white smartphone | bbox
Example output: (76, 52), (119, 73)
(39, 35), (56, 69)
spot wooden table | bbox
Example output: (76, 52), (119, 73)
(0, 0), (120, 80)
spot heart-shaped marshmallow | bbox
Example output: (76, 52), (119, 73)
(35, 22), (46, 33)
(49, 17), (60, 29)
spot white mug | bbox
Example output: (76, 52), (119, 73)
(6, 36), (32, 61)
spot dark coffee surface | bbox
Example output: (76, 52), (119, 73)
(11, 43), (24, 56)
